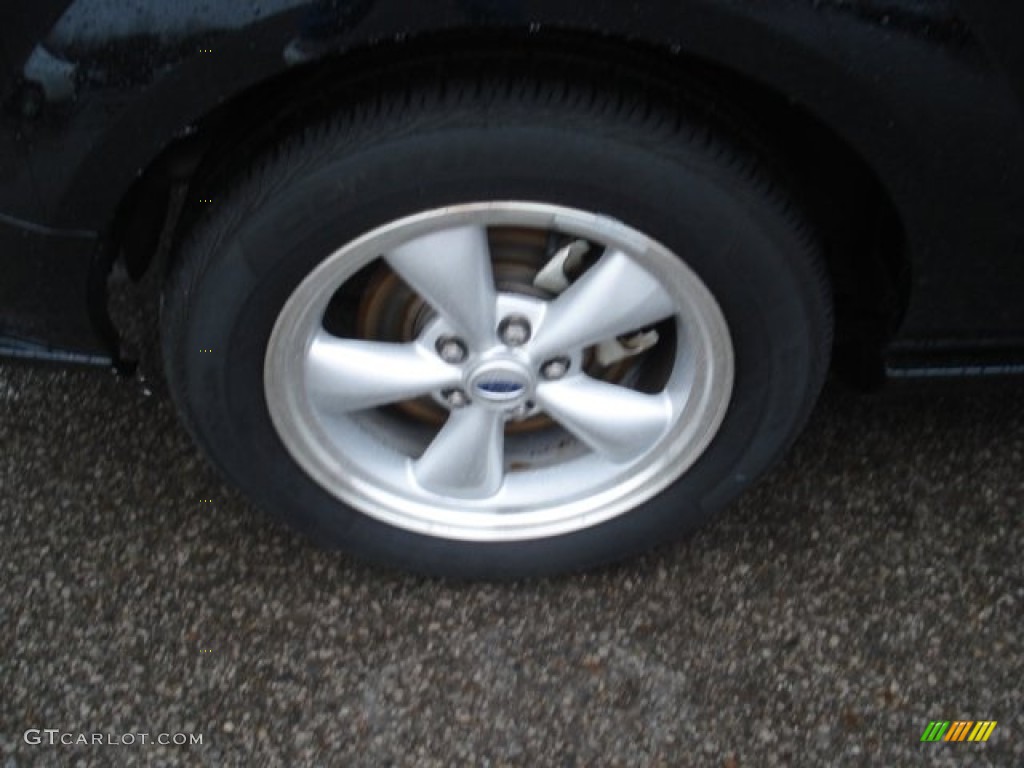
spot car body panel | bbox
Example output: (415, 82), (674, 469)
(1, 1), (1023, 369)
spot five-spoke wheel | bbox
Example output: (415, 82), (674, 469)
(264, 203), (734, 540)
(162, 67), (830, 577)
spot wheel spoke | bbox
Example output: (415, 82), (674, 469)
(413, 409), (505, 499)
(530, 250), (676, 360)
(385, 225), (497, 349)
(536, 375), (673, 463)
(305, 331), (460, 413)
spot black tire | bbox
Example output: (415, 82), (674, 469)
(162, 63), (831, 579)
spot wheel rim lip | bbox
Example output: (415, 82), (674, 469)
(264, 202), (734, 542)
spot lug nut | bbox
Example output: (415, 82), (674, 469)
(540, 357), (571, 380)
(441, 388), (471, 408)
(498, 315), (532, 347)
(435, 336), (468, 364)
(507, 400), (536, 420)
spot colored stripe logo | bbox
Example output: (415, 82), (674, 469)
(921, 721), (997, 742)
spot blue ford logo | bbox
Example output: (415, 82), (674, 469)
(469, 362), (532, 403)
(475, 378), (525, 396)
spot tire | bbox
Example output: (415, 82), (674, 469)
(162, 63), (831, 579)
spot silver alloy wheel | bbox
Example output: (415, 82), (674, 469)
(264, 202), (734, 542)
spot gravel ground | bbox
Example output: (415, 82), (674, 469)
(0, 363), (1021, 767)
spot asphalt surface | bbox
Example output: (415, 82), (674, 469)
(1, 363), (1021, 767)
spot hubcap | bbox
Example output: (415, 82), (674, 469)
(264, 202), (734, 541)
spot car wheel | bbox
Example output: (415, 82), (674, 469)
(162, 65), (831, 578)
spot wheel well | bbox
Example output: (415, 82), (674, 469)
(106, 29), (908, 387)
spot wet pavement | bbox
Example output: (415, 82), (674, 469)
(1, 363), (1022, 766)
